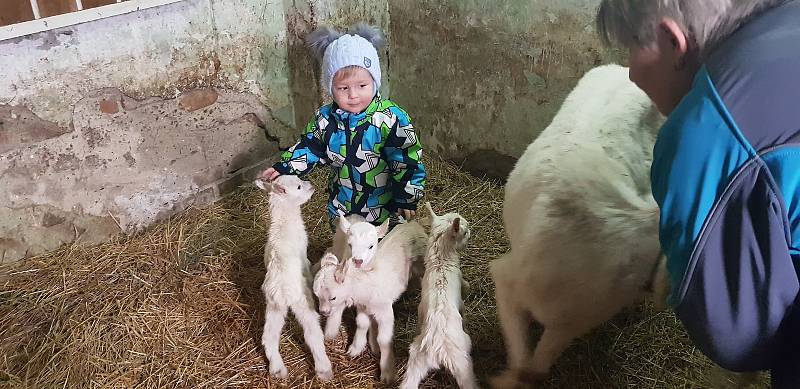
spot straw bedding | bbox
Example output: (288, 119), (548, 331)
(0, 157), (766, 388)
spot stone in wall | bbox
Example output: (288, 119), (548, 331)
(0, 87), (280, 262)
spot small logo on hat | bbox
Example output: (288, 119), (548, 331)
(363, 57), (372, 68)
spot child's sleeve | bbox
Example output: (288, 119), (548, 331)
(272, 110), (329, 177)
(383, 107), (426, 211)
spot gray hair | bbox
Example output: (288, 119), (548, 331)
(596, 0), (786, 56)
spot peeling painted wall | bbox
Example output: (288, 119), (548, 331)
(388, 0), (624, 179)
(1, 0), (292, 128)
(0, 0), (295, 262)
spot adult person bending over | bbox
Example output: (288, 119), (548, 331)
(596, 1), (800, 387)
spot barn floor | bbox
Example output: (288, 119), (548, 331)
(0, 157), (767, 388)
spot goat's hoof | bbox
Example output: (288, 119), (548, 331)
(490, 368), (547, 389)
(489, 370), (521, 389)
(380, 368), (398, 384)
(316, 368), (333, 382)
(347, 343), (366, 357)
(324, 329), (339, 341)
(269, 364), (288, 379)
(518, 369), (549, 384)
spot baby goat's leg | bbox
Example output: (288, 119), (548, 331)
(368, 316), (379, 354)
(374, 305), (398, 384)
(262, 302), (288, 378)
(292, 301), (333, 381)
(324, 305), (346, 340)
(449, 349), (479, 389)
(347, 307), (370, 357)
(400, 338), (431, 389)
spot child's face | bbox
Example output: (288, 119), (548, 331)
(331, 67), (375, 114)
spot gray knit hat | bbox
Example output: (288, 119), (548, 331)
(306, 23), (386, 94)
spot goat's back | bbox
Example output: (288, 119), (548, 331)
(503, 64), (662, 248)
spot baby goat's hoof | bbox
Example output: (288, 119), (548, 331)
(380, 367), (398, 384)
(269, 364), (288, 379)
(316, 367), (333, 382)
(324, 328), (339, 341)
(347, 343), (366, 357)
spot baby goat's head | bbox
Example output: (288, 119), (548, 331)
(255, 175), (314, 206)
(336, 209), (389, 269)
(425, 202), (470, 250)
(313, 252), (348, 316)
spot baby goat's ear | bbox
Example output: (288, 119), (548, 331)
(451, 217), (461, 234)
(425, 202), (438, 218)
(377, 217), (390, 238)
(334, 263), (348, 284)
(337, 210), (351, 232)
(270, 182), (287, 194)
(320, 252), (339, 268)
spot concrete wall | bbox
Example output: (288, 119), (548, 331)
(388, 0), (623, 179)
(0, 0), (296, 262)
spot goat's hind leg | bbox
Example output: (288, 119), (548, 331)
(449, 347), (479, 389)
(490, 265), (531, 388)
(292, 300), (333, 381)
(399, 338), (431, 389)
(262, 302), (289, 378)
(525, 327), (579, 380)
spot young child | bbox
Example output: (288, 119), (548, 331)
(260, 23), (426, 231)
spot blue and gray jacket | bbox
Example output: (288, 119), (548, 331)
(273, 94), (426, 224)
(652, 0), (800, 376)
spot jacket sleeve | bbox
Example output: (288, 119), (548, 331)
(382, 106), (426, 211)
(272, 110), (329, 177)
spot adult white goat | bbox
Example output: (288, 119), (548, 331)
(490, 64), (665, 388)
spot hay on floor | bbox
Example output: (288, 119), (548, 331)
(1, 157), (767, 388)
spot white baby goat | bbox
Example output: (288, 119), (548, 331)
(256, 175), (332, 381)
(333, 211), (426, 286)
(490, 64), (665, 388)
(401, 203), (478, 389)
(313, 219), (427, 384)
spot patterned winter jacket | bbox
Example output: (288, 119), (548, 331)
(272, 94), (426, 224)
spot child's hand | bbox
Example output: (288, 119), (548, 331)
(259, 168), (281, 182)
(397, 209), (416, 220)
